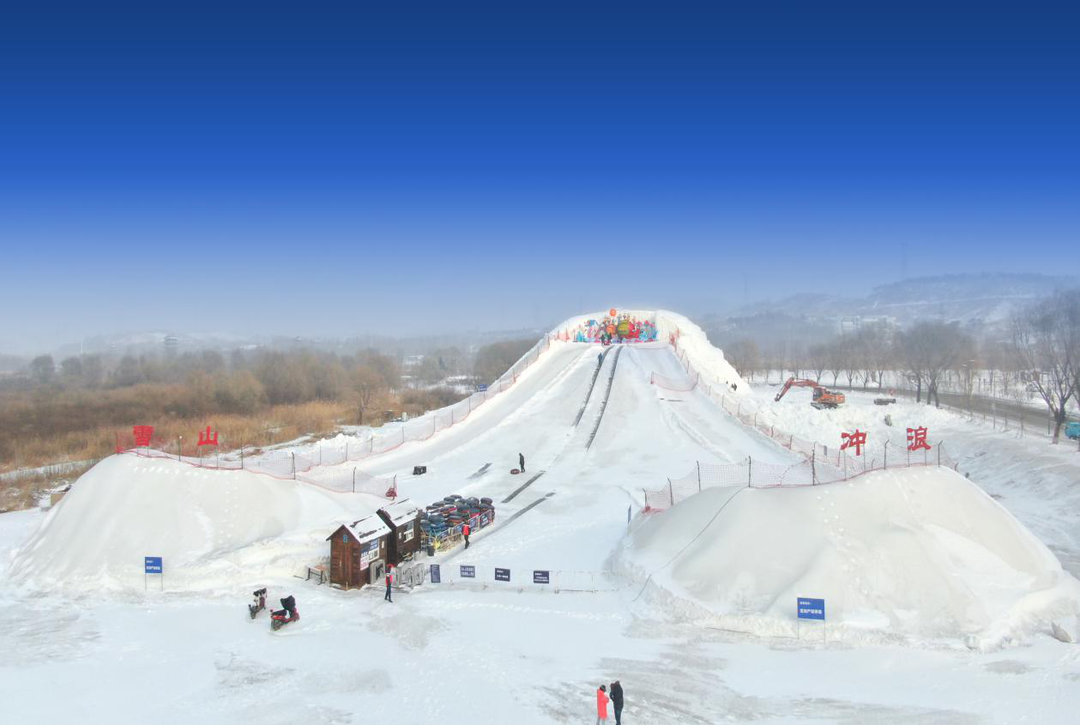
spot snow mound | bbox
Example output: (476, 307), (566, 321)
(11, 455), (360, 591)
(617, 467), (1080, 648)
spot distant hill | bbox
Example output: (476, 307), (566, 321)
(733, 273), (1075, 326)
(700, 273), (1078, 348)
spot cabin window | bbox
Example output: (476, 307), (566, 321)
(402, 526), (415, 543)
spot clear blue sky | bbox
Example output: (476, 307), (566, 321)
(1, 1), (1078, 352)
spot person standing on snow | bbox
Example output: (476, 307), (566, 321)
(462, 522), (471, 549)
(609, 680), (624, 724)
(596, 684), (610, 723)
(519, 452), (525, 472)
(384, 565), (393, 603)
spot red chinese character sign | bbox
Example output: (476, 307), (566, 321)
(197, 425), (219, 447)
(840, 429), (867, 456)
(906, 426), (931, 451)
(133, 425), (154, 447)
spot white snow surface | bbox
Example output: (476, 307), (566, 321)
(3, 309), (1080, 722)
(617, 467), (1080, 649)
(11, 455), (367, 591)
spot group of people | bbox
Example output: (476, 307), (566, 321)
(596, 681), (624, 724)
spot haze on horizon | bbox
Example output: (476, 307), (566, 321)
(2, 3), (1077, 354)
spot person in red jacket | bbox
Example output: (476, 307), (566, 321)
(596, 684), (610, 723)
(462, 522), (471, 549)
(384, 565), (393, 603)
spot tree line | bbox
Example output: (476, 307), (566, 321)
(723, 289), (1080, 443)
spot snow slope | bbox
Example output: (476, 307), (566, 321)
(10, 455), (363, 591)
(4, 309), (1080, 722)
(617, 467), (1080, 649)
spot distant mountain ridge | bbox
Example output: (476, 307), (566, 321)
(729, 273), (1077, 327)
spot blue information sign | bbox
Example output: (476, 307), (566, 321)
(460, 565), (475, 579)
(144, 556), (163, 574)
(797, 597), (825, 620)
(494, 567), (511, 582)
(533, 570), (550, 584)
(430, 564), (441, 583)
(477, 384), (488, 392)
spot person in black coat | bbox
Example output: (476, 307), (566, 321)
(609, 680), (624, 724)
(519, 452), (525, 472)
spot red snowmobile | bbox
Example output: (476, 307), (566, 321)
(270, 595), (299, 631)
(248, 588), (267, 620)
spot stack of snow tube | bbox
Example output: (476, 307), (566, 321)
(419, 494), (496, 539)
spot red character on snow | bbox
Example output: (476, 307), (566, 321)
(840, 429), (867, 456)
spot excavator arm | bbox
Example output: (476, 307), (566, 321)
(774, 377), (822, 402)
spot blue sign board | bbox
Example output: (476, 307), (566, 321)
(494, 567), (511, 582)
(460, 565), (475, 579)
(477, 384), (488, 392)
(144, 556), (163, 574)
(430, 564), (441, 583)
(797, 597), (825, 620)
(533, 570), (550, 584)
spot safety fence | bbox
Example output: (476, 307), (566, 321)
(116, 334), (557, 497)
(119, 446), (400, 498)
(641, 330), (960, 511)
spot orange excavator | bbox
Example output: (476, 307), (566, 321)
(774, 378), (846, 409)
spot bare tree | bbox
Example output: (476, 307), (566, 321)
(807, 343), (828, 382)
(898, 321), (973, 407)
(353, 367), (385, 425)
(1011, 290), (1078, 443)
(725, 339), (761, 381)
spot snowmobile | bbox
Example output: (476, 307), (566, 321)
(270, 595), (299, 631)
(248, 588), (267, 620)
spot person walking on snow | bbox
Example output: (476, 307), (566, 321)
(596, 684), (610, 723)
(519, 452), (525, 472)
(609, 681), (624, 725)
(462, 522), (470, 549)
(384, 566), (393, 603)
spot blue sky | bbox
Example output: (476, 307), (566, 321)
(1, 2), (1078, 352)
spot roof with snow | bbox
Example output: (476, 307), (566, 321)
(329, 513), (391, 545)
(377, 498), (421, 529)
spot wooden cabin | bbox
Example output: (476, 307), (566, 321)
(377, 498), (422, 565)
(326, 514), (391, 590)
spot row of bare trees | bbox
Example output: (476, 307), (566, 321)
(723, 289), (1080, 443)
(1011, 289), (1080, 442)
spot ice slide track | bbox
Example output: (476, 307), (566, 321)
(573, 347), (613, 427)
(585, 346), (624, 451)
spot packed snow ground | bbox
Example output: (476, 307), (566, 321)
(2, 311), (1080, 723)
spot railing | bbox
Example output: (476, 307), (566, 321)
(115, 334), (558, 497)
(641, 331), (959, 511)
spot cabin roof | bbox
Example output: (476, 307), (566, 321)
(378, 498), (421, 528)
(328, 513), (391, 545)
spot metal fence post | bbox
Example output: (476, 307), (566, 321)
(883, 440), (888, 469)
(291, 452), (296, 479)
(352, 468), (356, 493)
(668, 478), (675, 506)
(697, 461), (702, 492)
(748, 456), (753, 488)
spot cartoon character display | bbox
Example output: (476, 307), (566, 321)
(566, 312), (658, 344)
